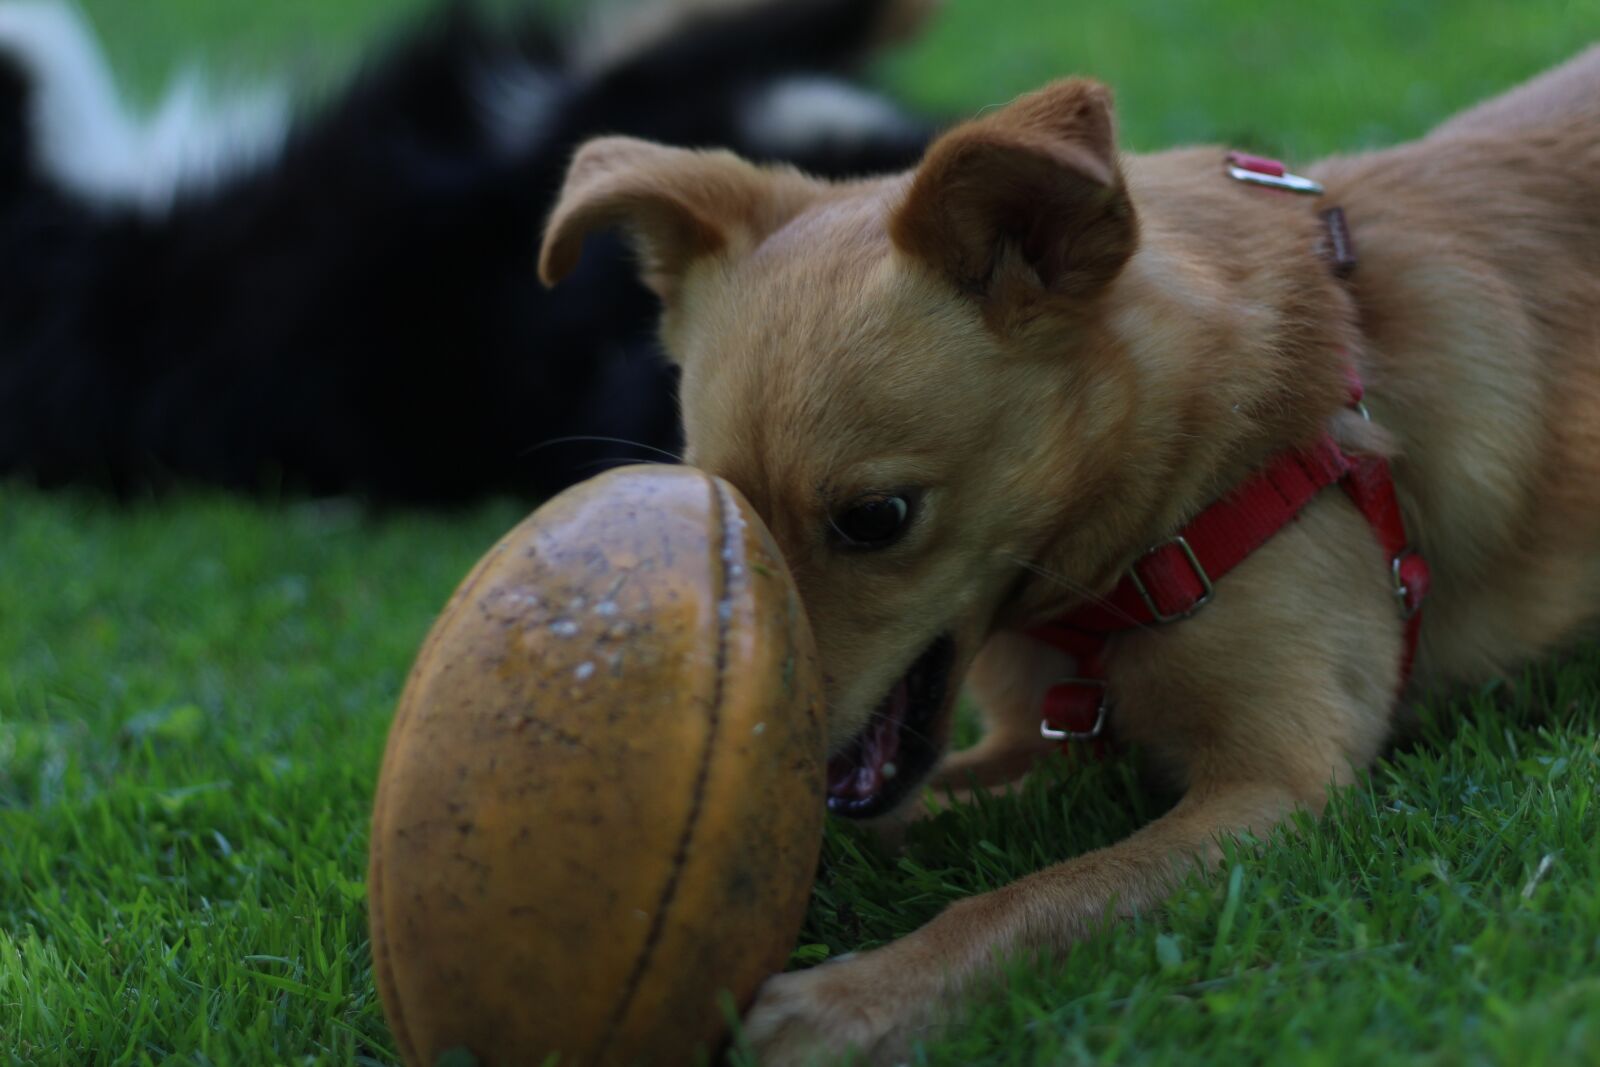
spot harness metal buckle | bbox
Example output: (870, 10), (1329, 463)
(1039, 677), (1110, 742)
(1128, 535), (1214, 624)
(1391, 548), (1422, 620)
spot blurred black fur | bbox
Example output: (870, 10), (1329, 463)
(0, 0), (934, 504)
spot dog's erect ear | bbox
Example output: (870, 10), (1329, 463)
(540, 136), (813, 302)
(890, 79), (1136, 308)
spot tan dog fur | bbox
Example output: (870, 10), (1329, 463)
(540, 45), (1600, 1064)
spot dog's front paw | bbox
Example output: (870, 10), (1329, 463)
(741, 951), (927, 1066)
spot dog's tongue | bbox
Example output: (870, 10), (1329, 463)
(827, 677), (908, 802)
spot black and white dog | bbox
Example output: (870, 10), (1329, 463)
(0, 0), (934, 504)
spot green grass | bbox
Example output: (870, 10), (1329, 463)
(777, 686), (1600, 1065)
(881, 0), (1600, 159)
(5, 1), (1600, 1064)
(1, 488), (527, 1064)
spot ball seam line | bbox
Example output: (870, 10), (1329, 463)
(594, 473), (736, 1058)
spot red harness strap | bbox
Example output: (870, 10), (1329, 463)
(1026, 155), (1430, 752)
(1028, 387), (1429, 751)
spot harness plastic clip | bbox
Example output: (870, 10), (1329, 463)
(1226, 151), (1325, 196)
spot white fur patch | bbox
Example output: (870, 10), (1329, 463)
(740, 76), (917, 157)
(0, 1), (289, 213)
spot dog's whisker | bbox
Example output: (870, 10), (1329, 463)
(1003, 553), (1154, 633)
(859, 708), (941, 753)
(522, 435), (685, 464)
(570, 456), (677, 475)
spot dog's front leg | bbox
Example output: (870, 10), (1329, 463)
(926, 631), (1071, 792)
(741, 775), (1321, 1065)
(745, 502), (1402, 1063)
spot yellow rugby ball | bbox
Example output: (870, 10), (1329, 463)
(368, 465), (826, 1067)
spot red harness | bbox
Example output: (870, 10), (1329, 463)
(1026, 155), (1430, 751)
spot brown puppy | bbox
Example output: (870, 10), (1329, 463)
(540, 45), (1600, 1064)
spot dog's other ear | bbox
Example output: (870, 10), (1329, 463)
(890, 79), (1136, 311)
(540, 136), (811, 302)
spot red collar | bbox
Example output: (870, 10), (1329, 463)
(1025, 156), (1430, 752)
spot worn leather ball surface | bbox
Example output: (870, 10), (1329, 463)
(368, 465), (827, 1067)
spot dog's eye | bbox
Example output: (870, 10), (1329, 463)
(831, 493), (915, 550)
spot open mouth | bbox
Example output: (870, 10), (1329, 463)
(826, 635), (956, 819)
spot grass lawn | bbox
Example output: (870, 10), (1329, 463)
(5, 1), (1600, 1064)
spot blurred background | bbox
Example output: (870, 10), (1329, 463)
(4, 0), (1590, 503)
(77, 0), (1593, 155)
